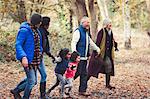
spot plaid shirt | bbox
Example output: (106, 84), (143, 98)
(30, 28), (41, 67)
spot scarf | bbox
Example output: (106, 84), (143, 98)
(30, 28), (41, 67)
(99, 28), (115, 60)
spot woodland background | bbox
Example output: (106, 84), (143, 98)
(0, 0), (150, 98)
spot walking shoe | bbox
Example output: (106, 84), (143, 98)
(10, 89), (21, 99)
(78, 92), (90, 96)
(106, 85), (115, 90)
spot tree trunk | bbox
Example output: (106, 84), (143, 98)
(122, 0), (131, 49)
(75, 0), (88, 23)
(97, 0), (109, 20)
(17, 0), (27, 23)
(88, 0), (98, 40)
(146, 0), (150, 29)
(70, 0), (88, 31)
(146, 0), (150, 12)
(70, 0), (99, 38)
(8, 0), (27, 24)
(70, 0), (80, 31)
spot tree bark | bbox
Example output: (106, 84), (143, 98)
(70, 0), (88, 31)
(69, 0), (99, 38)
(75, 0), (88, 23)
(8, 0), (27, 24)
(122, 0), (131, 49)
(146, 0), (150, 11)
(97, 0), (109, 20)
(146, 0), (150, 29)
(70, 0), (79, 31)
(17, 0), (27, 23)
(88, 0), (98, 40)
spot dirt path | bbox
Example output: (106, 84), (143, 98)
(0, 31), (150, 99)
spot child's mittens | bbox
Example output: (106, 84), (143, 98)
(71, 65), (76, 70)
(52, 56), (62, 63)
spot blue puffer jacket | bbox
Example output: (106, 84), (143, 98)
(15, 22), (43, 63)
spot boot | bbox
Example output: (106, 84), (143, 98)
(10, 89), (21, 99)
(106, 85), (115, 90)
(105, 74), (115, 90)
(40, 82), (48, 99)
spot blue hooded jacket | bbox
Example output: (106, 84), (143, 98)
(15, 22), (43, 63)
(54, 58), (69, 74)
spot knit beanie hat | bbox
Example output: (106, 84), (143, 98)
(30, 13), (42, 25)
(41, 16), (50, 26)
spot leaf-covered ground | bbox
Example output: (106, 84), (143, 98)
(0, 30), (150, 99)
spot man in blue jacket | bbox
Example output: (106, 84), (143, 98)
(11, 13), (43, 99)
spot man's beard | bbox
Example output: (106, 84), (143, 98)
(85, 27), (90, 31)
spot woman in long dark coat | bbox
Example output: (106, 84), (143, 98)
(88, 18), (118, 90)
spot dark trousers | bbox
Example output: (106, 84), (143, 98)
(74, 60), (88, 92)
(87, 74), (111, 87)
(106, 74), (111, 86)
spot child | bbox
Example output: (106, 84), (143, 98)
(46, 48), (71, 98)
(64, 51), (80, 97)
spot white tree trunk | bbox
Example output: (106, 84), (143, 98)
(146, 0), (150, 27)
(86, 0), (98, 40)
(122, 0), (131, 49)
(72, 15), (79, 31)
(146, 0), (150, 10)
(97, 0), (109, 20)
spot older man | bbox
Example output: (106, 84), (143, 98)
(71, 16), (100, 96)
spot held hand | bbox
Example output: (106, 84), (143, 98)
(48, 52), (55, 60)
(115, 48), (119, 51)
(22, 57), (28, 67)
(93, 50), (99, 58)
(55, 57), (62, 62)
(95, 54), (100, 58)
(114, 41), (119, 51)
(97, 48), (101, 55)
(52, 56), (62, 63)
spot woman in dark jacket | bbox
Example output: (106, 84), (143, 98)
(39, 17), (54, 58)
(38, 16), (55, 98)
(88, 18), (118, 90)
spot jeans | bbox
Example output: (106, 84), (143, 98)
(13, 60), (47, 98)
(74, 60), (88, 92)
(38, 60), (47, 83)
(55, 73), (66, 97)
(65, 78), (73, 93)
(23, 67), (37, 99)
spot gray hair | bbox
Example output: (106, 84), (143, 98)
(103, 18), (111, 27)
(80, 16), (89, 25)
